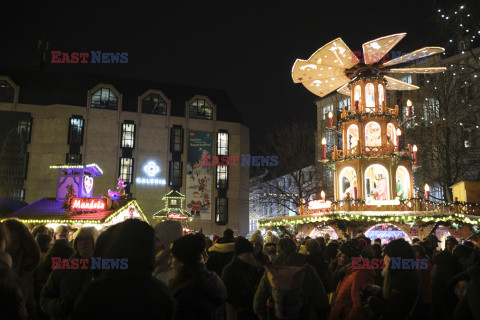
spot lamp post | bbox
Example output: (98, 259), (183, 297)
(412, 145), (418, 165)
(396, 128), (402, 152)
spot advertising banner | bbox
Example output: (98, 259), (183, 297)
(186, 130), (212, 220)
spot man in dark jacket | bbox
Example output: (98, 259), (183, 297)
(72, 220), (173, 320)
(40, 227), (98, 320)
(222, 237), (261, 320)
(253, 238), (328, 320)
(431, 244), (474, 320)
(170, 233), (227, 320)
(207, 228), (235, 276)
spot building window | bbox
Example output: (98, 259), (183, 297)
(169, 161), (183, 188)
(326, 130), (335, 152)
(17, 118), (32, 143)
(121, 122), (135, 148)
(215, 197), (228, 225)
(217, 131), (229, 156)
(189, 99), (213, 120)
(423, 98), (440, 121)
(11, 189), (25, 202)
(216, 165), (228, 189)
(170, 126), (184, 153)
(142, 93), (167, 115)
(68, 117), (84, 145)
(66, 153), (82, 165)
(91, 88), (118, 110)
(0, 80), (14, 102)
(323, 104), (333, 120)
(119, 158), (134, 184)
(339, 98), (350, 112)
(401, 75), (412, 84)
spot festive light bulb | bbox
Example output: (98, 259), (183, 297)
(396, 128), (402, 136)
(407, 100), (412, 107)
(425, 184), (430, 192)
(413, 145), (418, 152)
(322, 137), (327, 144)
(321, 190), (325, 198)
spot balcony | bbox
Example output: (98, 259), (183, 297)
(340, 105), (399, 119)
(332, 144), (413, 160)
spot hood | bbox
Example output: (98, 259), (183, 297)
(102, 219), (155, 272)
(208, 242), (235, 253)
(274, 252), (306, 267)
(216, 237), (235, 244)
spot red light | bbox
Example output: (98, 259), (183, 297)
(167, 213), (188, 220)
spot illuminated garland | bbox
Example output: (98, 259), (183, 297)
(258, 212), (480, 229)
(340, 112), (399, 124)
(326, 153), (413, 167)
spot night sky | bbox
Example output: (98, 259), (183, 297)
(1, 0), (448, 153)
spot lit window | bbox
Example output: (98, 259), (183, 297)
(91, 88), (118, 110)
(387, 123), (396, 146)
(216, 165), (228, 189)
(170, 126), (184, 153)
(365, 122), (381, 147)
(347, 124), (359, 150)
(365, 164), (389, 201)
(142, 93), (167, 115)
(365, 83), (375, 110)
(169, 161), (183, 188)
(339, 167), (357, 199)
(423, 98), (440, 121)
(326, 130), (335, 152)
(396, 166), (411, 199)
(0, 80), (14, 102)
(401, 75), (412, 84)
(215, 197), (228, 225)
(66, 153), (82, 165)
(378, 84), (385, 105)
(339, 98), (350, 112)
(119, 158), (134, 184)
(68, 117), (84, 145)
(189, 99), (213, 120)
(354, 85), (362, 106)
(121, 122), (135, 148)
(323, 104), (333, 120)
(17, 118), (32, 143)
(217, 131), (229, 156)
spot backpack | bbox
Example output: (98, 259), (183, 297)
(264, 265), (307, 320)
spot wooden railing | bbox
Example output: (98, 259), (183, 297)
(340, 105), (399, 119)
(332, 143), (413, 160)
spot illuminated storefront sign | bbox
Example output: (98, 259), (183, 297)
(136, 161), (166, 185)
(167, 213), (189, 220)
(71, 198), (106, 211)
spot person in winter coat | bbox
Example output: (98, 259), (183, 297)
(0, 224), (28, 320)
(431, 244), (474, 320)
(305, 239), (329, 292)
(253, 237), (328, 320)
(453, 262), (480, 320)
(329, 241), (375, 320)
(170, 233), (227, 320)
(4, 218), (41, 319)
(33, 225), (74, 311)
(40, 227), (98, 320)
(222, 237), (261, 320)
(366, 239), (421, 320)
(412, 243), (432, 319)
(249, 230), (269, 268)
(207, 228), (236, 276)
(153, 220), (184, 285)
(72, 220), (173, 320)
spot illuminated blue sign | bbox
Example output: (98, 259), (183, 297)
(136, 161), (166, 186)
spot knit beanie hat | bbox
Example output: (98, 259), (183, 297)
(234, 237), (254, 255)
(171, 234), (206, 265)
(154, 220), (184, 248)
(249, 230), (264, 247)
(277, 237), (297, 254)
(265, 231), (280, 245)
(339, 241), (361, 258)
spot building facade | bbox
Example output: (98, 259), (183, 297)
(0, 69), (249, 235)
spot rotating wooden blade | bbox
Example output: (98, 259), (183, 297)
(362, 33), (406, 64)
(384, 76), (419, 90)
(292, 59), (346, 83)
(337, 83), (350, 96)
(386, 67), (446, 74)
(382, 47), (445, 67)
(302, 75), (350, 97)
(307, 38), (360, 69)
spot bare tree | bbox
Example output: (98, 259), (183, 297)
(406, 62), (480, 202)
(251, 121), (325, 216)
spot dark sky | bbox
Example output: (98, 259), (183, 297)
(0, 0), (446, 153)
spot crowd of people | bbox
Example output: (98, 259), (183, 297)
(1, 218), (480, 320)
